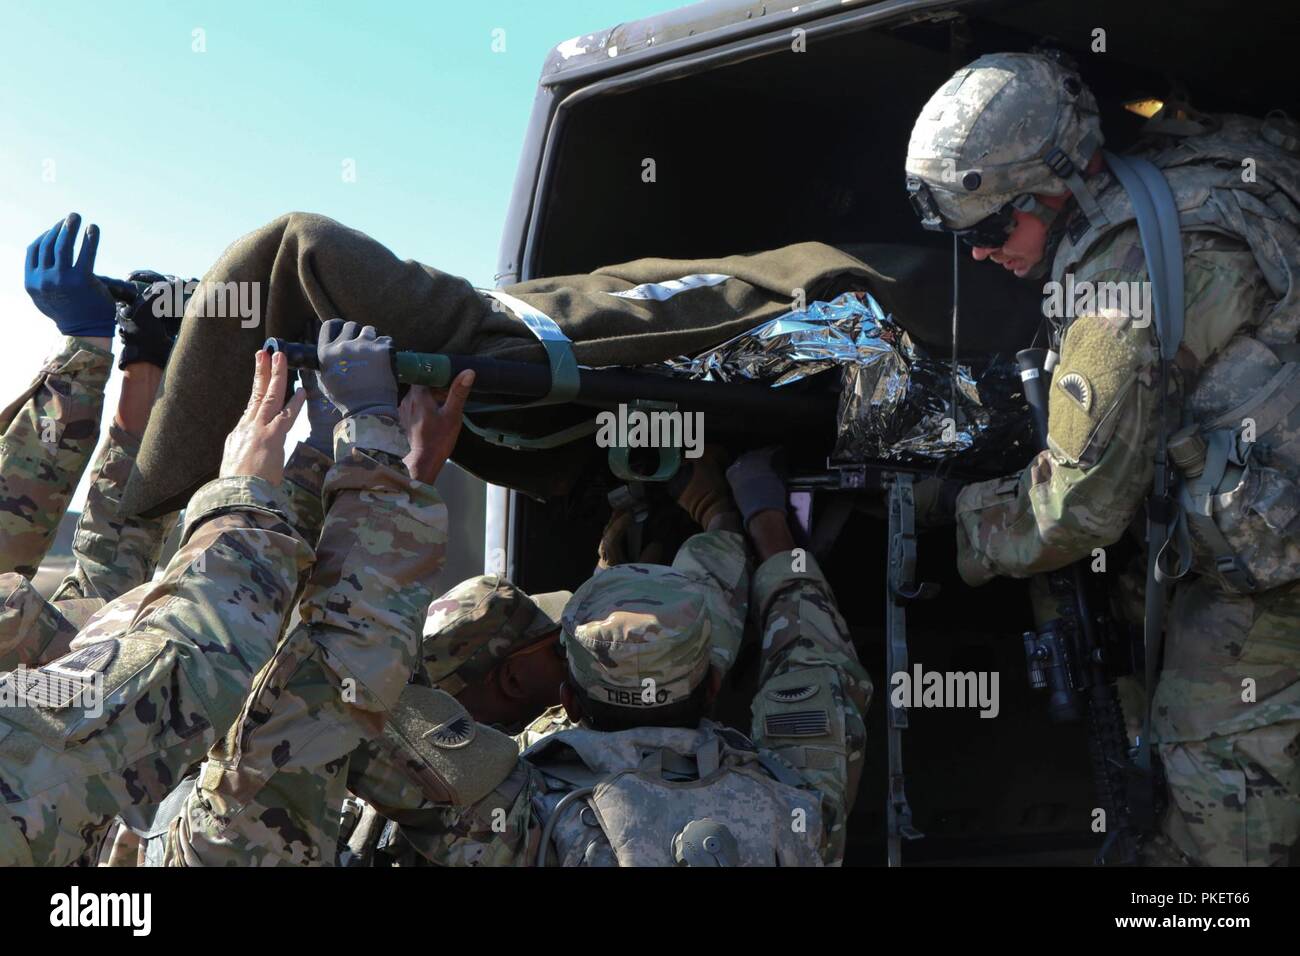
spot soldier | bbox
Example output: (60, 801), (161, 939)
(0, 346), (322, 865)
(159, 320), (471, 865)
(4, 224), (353, 867)
(420, 576), (572, 732)
(904, 52), (1300, 865)
(163, 435), (869, 866)
(5, 215), (201, 615)
(4, 213), (126, 580)
(332, 575), (571, 865)
(433, 446), (868, 866)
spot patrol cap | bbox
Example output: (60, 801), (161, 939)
(561, 564), (712, 712)
(422, 575), (571, 696)
(905, 52), (1104, 230)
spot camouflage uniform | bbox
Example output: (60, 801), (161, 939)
(0, 421), (322, 675)
(161, 415), (449, 865)
(0, 336), (111, 579)
(338, 576), (570, 864)
(0, 338), (185, 674)
(0, 331), (188, 627)
(909, 54), (1300, 865)
(0, 470), (314, 865)
(49, 423), (179, 606)
(371, 535), (870, 867)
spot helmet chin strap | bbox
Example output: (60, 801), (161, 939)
(1029, 192), (1078, 281)
(1043, 129), (1109, 227)
(1012, 193), (1063, 230)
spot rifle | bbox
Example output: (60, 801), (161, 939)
(1015, 348), (1146, 865)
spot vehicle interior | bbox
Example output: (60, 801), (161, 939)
(507, 0), (1292, 864)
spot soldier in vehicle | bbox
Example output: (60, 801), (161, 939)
(904, 52), (1300, 865)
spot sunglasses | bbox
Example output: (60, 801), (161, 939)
(906, 176), (1027, 249)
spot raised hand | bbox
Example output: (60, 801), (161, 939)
(24, 213), (116, 339)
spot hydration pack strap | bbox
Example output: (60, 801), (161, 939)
(1175, 429), (1259, 593)
(1102, 151), (1185, 829)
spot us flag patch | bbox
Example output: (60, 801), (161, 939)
(765, 710), (830, 737)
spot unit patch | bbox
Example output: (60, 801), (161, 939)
(766, 684), (818, 704)
(425, 713), (476, 749)
(1057, 372), (1093, 412)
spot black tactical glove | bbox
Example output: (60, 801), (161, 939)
(116, 271), (189, 370)
(316, 320), (399, 420)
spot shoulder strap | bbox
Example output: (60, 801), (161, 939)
(1101, 152), (1186, 829)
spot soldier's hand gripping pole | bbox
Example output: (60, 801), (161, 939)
(1016, 348), (1141, 865)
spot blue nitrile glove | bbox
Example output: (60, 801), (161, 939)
(24, 213), (117, 338)
(316, 319), (399, 419)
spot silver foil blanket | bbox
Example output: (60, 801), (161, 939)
(660, 292), (1031, 467)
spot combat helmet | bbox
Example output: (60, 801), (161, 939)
(905, 52), (1107, 248)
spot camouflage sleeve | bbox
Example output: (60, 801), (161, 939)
(0, 477), (313, 866)
(0, 572), (80, 672)
(0, 336), (111, 578)
(670, 529), (750, 675)
(347, 689), (539, 867)
(954, 230), (1257, 586)
(48, 424), (179, 604)
(279, 442), (332, 546)
(164, 415), (448, 866)
(750, 549), (871, 865)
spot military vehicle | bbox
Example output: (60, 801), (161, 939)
(485, 0), (1289, 865)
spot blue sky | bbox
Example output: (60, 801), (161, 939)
(0, 0), (670, 505)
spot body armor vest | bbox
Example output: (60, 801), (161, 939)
(522, 720), (825, 867)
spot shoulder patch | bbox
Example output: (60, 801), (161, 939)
(1057, 371), (1093, 412)
(425, 713), (476, 749)
(766, 684), (818, 704)
(45, 640), (117, 677)
(14, 641), (116, 710)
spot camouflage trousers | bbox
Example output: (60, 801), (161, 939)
(1150, 575), (1300, 866)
